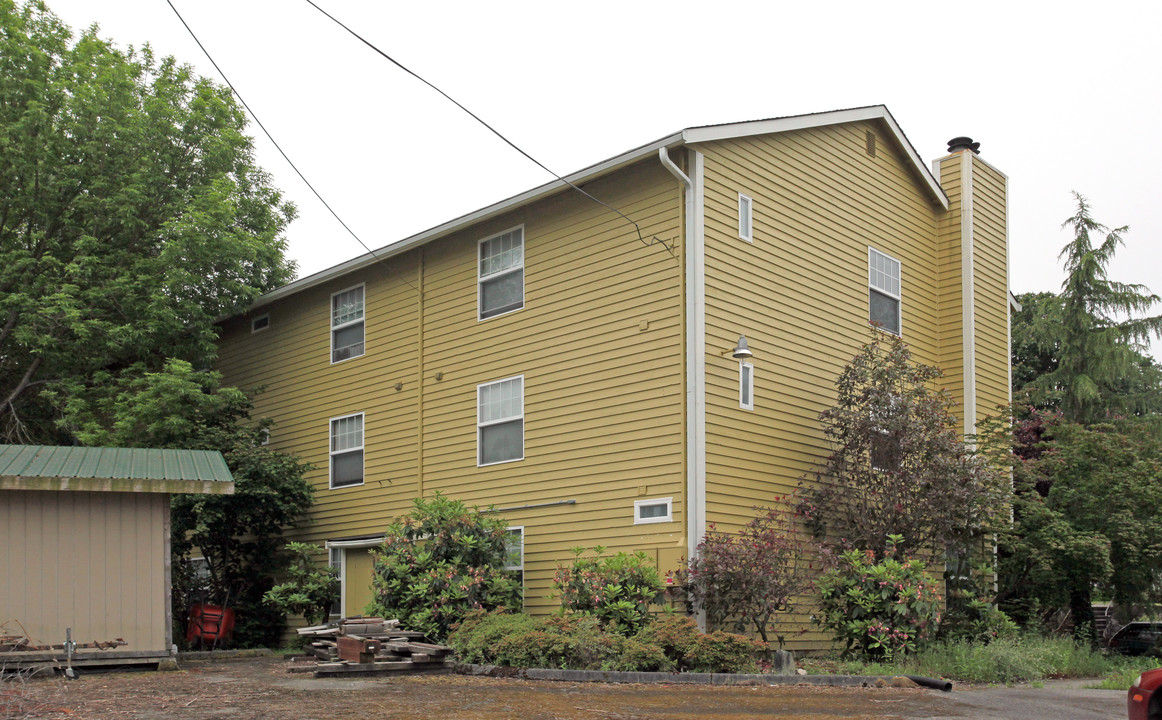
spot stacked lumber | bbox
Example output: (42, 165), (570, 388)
(291, 616), (453, 676)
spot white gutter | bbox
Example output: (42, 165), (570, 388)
(658, 147), (706, 613)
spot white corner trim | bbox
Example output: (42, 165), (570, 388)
(690, 152), (707, 564)
(960, 151), (977, 436)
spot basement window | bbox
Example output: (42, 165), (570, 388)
(634, 497), (673, 525)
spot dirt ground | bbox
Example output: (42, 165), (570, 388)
(2, 656), (957, 720)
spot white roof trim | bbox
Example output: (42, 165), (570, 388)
(243, 106), (946, 312)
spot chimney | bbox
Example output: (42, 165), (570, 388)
(947, 136), (980, 154)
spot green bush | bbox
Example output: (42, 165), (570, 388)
(684, 631), (763, 674)
(553, 547), (665, 635)
(940, 558), (1018, 644)
(366, 494), (521, 641)
(447, 610), (758, 673)
(263, 542), (340, 626)
(815, 536), (942, 660)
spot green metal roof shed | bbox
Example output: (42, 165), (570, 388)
(1, 445), (235, 668)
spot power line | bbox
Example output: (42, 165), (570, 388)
(165, 0), (385, 266)
(302, 0), (670, 255)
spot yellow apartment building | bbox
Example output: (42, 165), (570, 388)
(215, 106), (1012, 637)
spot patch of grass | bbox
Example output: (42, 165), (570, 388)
(801, 635), (1154, 685)
(1087, 658), (1159, 690)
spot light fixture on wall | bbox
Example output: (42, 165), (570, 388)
(731, 335), (753, 360)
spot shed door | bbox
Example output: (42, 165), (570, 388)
(343, 548), (376, 618)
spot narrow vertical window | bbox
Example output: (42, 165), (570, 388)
(331, 285), (365, 363)
(740, 362), (754, 411)
(329, 413), (364, 488)
(738, 193), (753, 242)
(868, 248), (901, 335)
(479, 227), (524, 319)
(477, 376), (524, 465)
(328, 546), (343, 617)
(505, 526), (525, 603)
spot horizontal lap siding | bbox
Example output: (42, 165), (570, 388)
(216, 159), (685, 617)
(698, 121), (942, 537)
(971, 157), (1011, 421)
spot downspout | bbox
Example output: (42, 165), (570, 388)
(659, 147), (706, 628)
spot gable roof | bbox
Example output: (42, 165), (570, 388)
(246, 105), (946, 312)
(0, 444), (235, 495)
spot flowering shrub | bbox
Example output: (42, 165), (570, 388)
(678, 502), (811, 647)
(366, 494), (521, 640)
(814, 535), (942, 660)
(553, 547), (664, 635)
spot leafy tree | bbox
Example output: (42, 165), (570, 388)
(1023, 194), (1162, 423)
(0, 0), (295, 443)
(78, 359), (314, 648)
(679, 502), (811, 648)
(367, 494), (521, 641)
(797, 333), (1007, 560)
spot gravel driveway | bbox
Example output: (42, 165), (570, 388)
(2, 656), (1129, 719)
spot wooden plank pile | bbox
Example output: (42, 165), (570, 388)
(291, 617), (454, 677)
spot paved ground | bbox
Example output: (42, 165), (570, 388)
(1, 656), (1131, 719)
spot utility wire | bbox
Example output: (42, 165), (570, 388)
(165, 0), (386, 266)
(303, 0), (669, 254)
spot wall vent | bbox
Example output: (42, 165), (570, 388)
(866, 131), (876, 157)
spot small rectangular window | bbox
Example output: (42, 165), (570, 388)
(478, 376), (524, 466)
(331, 285), (365, 363)
(329, 413), (364, 488)
(739, 362), (754, 411)
(868, 247), (901, 335)
(251, 314), (270, 333)
(634, 497), (673, 525)
(479, 227), (524, 320)
(738, 193), (753, 242)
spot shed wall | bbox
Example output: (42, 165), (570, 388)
(0, 490), (168, 654)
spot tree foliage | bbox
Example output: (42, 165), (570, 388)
(1017, 194), (1162, 423)
(367, 494), (521, 641)
(798, 333), (1007, 560)
(679, 502), (811, 647)
(78, 358), (314, 647)
(263, 542), (340, 627)
(0, 0), (295, 442)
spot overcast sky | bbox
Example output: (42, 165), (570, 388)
(42, 0), (1162, 354)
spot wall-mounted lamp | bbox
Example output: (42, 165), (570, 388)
(731, 335), (753, 360)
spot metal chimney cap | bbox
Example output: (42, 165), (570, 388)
(947, 137), (981, 154)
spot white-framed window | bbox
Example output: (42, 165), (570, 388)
(739, 362), (754, 411)
(505, 526), (524, 602)
(738, 193), (753, 242)
(477, 376), (524, 466)
(868, 247), (901, 335)
(478, 227), (524, 320)
(331, 284), (365, 363)
(329, 412), (364, 488)
(634, 497), (673, 525)
(251, 314), (270, 333)
(259, 428), (270, 446)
